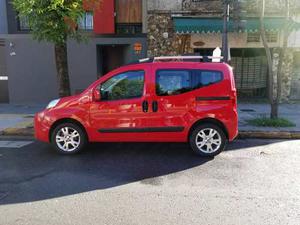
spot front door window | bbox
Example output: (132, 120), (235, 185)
(100, 70), (145, 101)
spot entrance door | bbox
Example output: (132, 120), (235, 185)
(89, 66), (153, 142)
(97, 45), (128, 77)
(0, 39), (9, 103)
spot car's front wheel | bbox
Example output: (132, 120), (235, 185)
(189, 123), (227, 157)
(51, 123), (87, 154)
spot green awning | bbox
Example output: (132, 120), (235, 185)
(173, 17), (300, 34)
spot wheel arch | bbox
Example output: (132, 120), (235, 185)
(188, 118), (229, 140)
(49, 118), (89, 142)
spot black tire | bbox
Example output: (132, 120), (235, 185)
(51, 122), (87, 155)
(189, 123), (227, 157)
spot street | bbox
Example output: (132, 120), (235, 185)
(0, 138), (299, 225)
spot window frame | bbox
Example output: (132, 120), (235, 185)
(155, 69), (224, 97)
(78, 12), (94, 31)
(18, 15), (30, 31)
(98, 70), (146, 102)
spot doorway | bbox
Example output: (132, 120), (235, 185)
(97, 45), (128, 77)
(0, 39), (9, 103)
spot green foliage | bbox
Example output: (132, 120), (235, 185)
(110, 79), (144, 100)
(12, 0), (88, 44)
(247, 117), (296, 127)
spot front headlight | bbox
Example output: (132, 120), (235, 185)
(46, 99), (60, 109)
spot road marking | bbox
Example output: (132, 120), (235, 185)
(0, 141), (33, 148)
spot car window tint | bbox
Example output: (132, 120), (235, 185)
(156, 70), (191, 96)
(192, 70), (223, 89)
(100, 71), (144, 101)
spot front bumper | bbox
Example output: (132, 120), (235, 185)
(34, 111), (50, 142)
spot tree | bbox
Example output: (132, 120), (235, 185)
(259, 0), (292, 118)
(259, 0), (277, 118)
(12, 0), (102, 97)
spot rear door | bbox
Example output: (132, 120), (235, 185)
(146, 63), (230, 142)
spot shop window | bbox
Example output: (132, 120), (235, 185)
(78, 12), (93, 30)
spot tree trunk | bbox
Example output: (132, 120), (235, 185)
(271, 102), (278, 119)
(276, 0), (290, 105)
(54, 43), (71, 97)
(260, 0), (278, 118)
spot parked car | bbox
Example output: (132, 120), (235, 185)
(35, 56), (238, 157)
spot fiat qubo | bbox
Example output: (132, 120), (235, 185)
(35, 56), (238, 157)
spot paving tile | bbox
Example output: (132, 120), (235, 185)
(0, 141), (33, 148)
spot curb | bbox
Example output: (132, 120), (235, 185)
(0, 127), (34, 137)
(238, 131), (300, 139)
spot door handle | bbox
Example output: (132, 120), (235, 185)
(142, 100), (149, 113)
(152, 100), (158, 112)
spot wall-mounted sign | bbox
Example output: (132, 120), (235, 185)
(193, 41), (205, 47)
(134, 42), (142, 54)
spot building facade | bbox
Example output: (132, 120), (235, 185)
(147, 0), (300, 101)
(0, 0), (148, 103)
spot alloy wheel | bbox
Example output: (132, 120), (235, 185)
(55, 127), (81, 152)
(195, 128), (222, 153)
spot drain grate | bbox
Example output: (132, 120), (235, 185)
(240, 109), (256, 112)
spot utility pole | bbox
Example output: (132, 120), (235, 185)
(222, 0), (230, 63)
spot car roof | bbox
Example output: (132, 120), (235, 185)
(122, 61), (231, 71)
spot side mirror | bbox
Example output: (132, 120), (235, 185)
(93, 88), (101, 101)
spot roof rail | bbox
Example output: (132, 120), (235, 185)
(138, 56), (224, 63)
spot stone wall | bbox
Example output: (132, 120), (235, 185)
(147, 13), (193, 57)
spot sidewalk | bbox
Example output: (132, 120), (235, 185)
(238, 103), (300, 139)
(0, 104), (45, 136)
(0, 103), (300, 138)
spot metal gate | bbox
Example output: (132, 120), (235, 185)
(0, 39), (9, 103)
(230, 49), (268, 98)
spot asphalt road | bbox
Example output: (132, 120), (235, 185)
(0, 138), (299, 225)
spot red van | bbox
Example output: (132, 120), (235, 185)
(35, 56), (238, 157)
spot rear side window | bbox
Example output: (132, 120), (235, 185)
(192, 70), (223, 89)
(156, 70), (191, 96)
(156, 69), (223, 96)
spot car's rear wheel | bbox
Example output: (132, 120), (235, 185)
(51, 123), (87, 154)
(189, 123), (227, 157)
